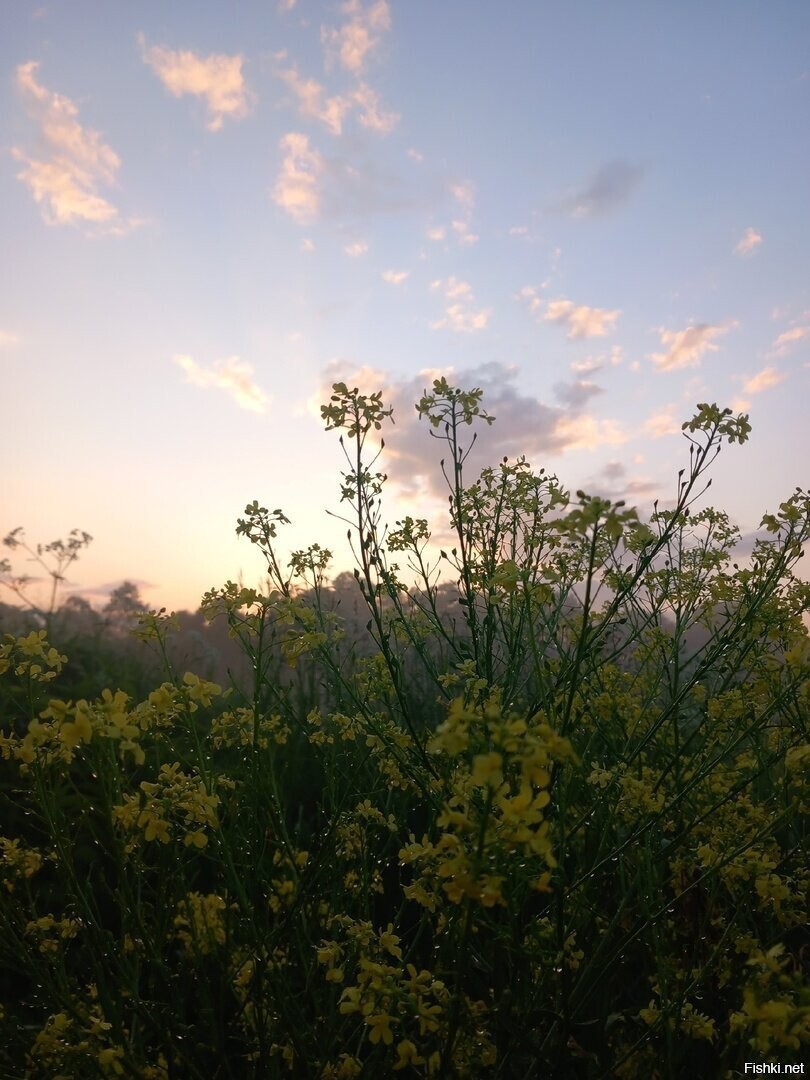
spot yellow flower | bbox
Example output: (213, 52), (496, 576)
(183, 672), (222, 706)
(394, 1039), (426, 1070)
(471, 751), (504, 788)
(366, 1012), (395, 1045)
(379, 923), (403, 960)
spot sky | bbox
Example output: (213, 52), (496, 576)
(1, 1), (809, 615)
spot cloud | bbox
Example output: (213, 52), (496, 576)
(509, 225), (528, 237)
(173, 355), (269, 413)
(769, 325), (809, 356)
(570, 346), (624, 373)
(642, 408), (680, 438)
(554, 160), (644, 218)
(273, 132), (323, 223)
(448, 180), (478, 245)
(407, 147), (424, 163)
(140, 38), (254, 131)
(585, 460), (660, 501)
(552, 414), (627, 451)
(648, 321), (735, 371)
(541, 298), (621, 340)
(278, 0), (297, 10)
(344, 240), (368, 256)
(734, 227), (763, 256)
(300, 237), (314, 252)
(12, 61), (137, 231)
(321, 0), (391, 75)
(430, 277), (492, 333)
(313, 147), (436, 223)
(553, 378), (605, 410)
(351, 82), (399, 133)
(275, 66), (351, 135)
(382, 269), (408, 284)
(426, 225), (446, 241)
(313, 360), (628, 504)
(0, 330), (20, 348)
(517, 285), (544, 316)
(743, 366), (786, 394)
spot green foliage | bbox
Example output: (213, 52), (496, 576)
(0, 386), (807, 1078)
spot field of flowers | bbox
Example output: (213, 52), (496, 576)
(1, 381), (808, 1077)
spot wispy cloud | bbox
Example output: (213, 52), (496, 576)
(554, 160), (643, 218)
(12, 61), (137, 231)
(173, 355), (269, 413)
(448, 180), (478, 245)
(0, 330), (20, 348)
(275, 66), (351, 134)
(407, 147), (424, 163)
(382, 269), (408, 284)
(140, 37), (254, 131)
(344, 240), (368, 256)
(570, 346), (624, 374)
(642, 407), (680, 438)
(734, 227), (763, 256)
(351, 82), (399, 133)
(430, 276), (492, 333)
(426, 225), (446, 241)
(743, 366), (786, 394)
(321, 0), (392, 75)
(769, 325), (809, 356)
(273, 132), (323, 223)
(542, 298), (621, 340)
(648, 321), (735, 371)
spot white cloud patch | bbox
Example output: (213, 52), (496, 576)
(382, 269), (408, 284)
(426, 225), (446, 241)
(344, 240), (368, 256)
(542, 298), (621, 340)
(140, 38), (254, 131)
(173, 354), (269, 413)
(551, 414), (627, 451)
(275, 66), (351, 135)
(321, 0), (391, 75)
(743, 366), (786, 394)
(351, 81), (399, 133)
(300, 237), (314, 252)
(734, 227), (763, 256)
(447, 180), (478, 245)
(0, 330), (20, 348)
(769, 325), (809, 356)
(643, 408), (680, 438)
(273, 132), (323, 223)
(430, 277), (491, 333)
(275, 64), (399, 136)
(648, 321), (735, 371)
(12, 61), (137, 231)
(407, 147), (424, 163)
